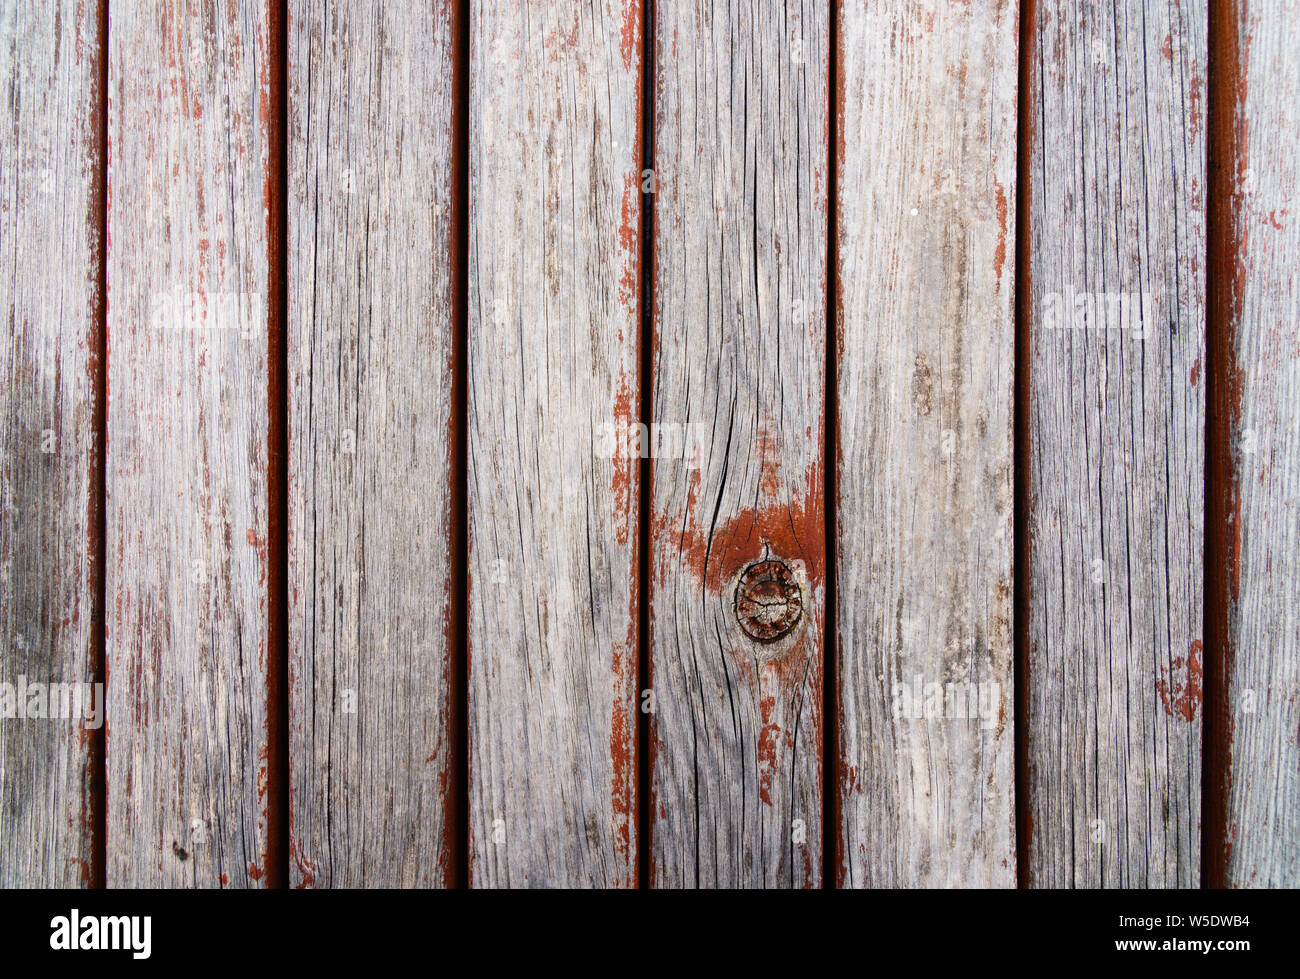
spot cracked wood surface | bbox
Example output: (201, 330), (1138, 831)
(1024, 0), (1206, 887)
(0, 0), (1297, 891)
(287, 0), (458, 888)
(467, 0), (642, 887)
(836, 0), (1018, 887)
(1214, 0), (1300, 888)
(649, 0), (828, 888)
(0, 0), (103, 888)
(106, 1), (274, 887)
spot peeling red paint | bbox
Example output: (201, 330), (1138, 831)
(619, 1), (640, 72)
(72, 857), (92, 886)
(756, 693), (780, 806)
(609, 634), (635, 881)
(1261, 208), (1288, 230)
(290, 839), (317, 890)
(611, 369), (634, 546)
(757, 421), (781, 501)
(656, 454), (824, 598)
(246, 527), (267, 586)
(1189, 65), (1204, 138)
(617, 171), (639, 310)
(1157, 640), (1204, 723)
(993, 178), (1008, 286)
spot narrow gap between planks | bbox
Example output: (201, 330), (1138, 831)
(824, 0), (840, 890)
(92, 0), (109, 891)
(267, 0), (291, 891)
(1203, 0), (1239, 892)
(637, 0), (655, 891)
(451, 0), (471, 890)
(1013, 0), (1036, 890)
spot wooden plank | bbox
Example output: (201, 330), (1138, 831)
(1209, 0), (1300, 888)
(649, 0), (828, 888)
(106, 1), (276, 887)
(1025, 0), (1205, 886)
(0, 0), (104, 888)
(835, 0), (1018, 887)
(287, 0), (458, 888)
(468, 0), (641, 887)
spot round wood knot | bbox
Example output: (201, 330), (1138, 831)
(734, 558), (802, 641)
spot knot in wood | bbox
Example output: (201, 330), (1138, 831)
(734, 558), (802, 641)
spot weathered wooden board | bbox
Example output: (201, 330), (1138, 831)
(836, 0), (1018, 887)
(1210, 0), (1300, 888)
(1, 0), (1292, 892)
(106, 1), (275, 887)
(468, 0), (641, 887)
(1025, 0), (1205, 886)
(287, 1), (458, 889)
(0, 0), (103, 888)
(649, 0), (827, 888)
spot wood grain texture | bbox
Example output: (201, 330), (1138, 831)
(836, 0), (1018, 887)
(106, 1), (274, 887)
(1214, 0), (1300, 888)
(649, 0), (827, 888)
(468, 0), (641, 887)
(287, 0), (457, 890)
(0, 0), (103, 888)
(1025, 0), (1205, 886)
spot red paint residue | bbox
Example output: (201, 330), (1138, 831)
(617, 171), (639, 310)
(255, 742), (270, 804)
(1189, 67), (1204, 138)
(756, 692), (780, 806)
(1262, 208), (1288, 230)
(609, 634), (635, 882)
(290, 839), (317, 890)
(655, 457), (825, 596)
(993, 179), (1008, 287)
(1157, 640), (1204, 722)
(757, 422), (781, 501)
(610, 369), (635, 546)
(619, 1), (640, 71)
(247, 527), (267, 586)
(247, 862), (264, 881)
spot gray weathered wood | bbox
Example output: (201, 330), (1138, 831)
(1025, 0), (1205, 886)
(836, 0), (1018, 887)
(106, 1), (274, 887)
(649, 0), (827, 888)
(0, 0), (103, 888)
(1217, 0), (1300, 888)
(288, 0), (458, 888)
(468, 0), (641, 887)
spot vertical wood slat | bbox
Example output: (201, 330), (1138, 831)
(0, 0), (103, 888)
(649, 0), (828, 888)
(468, 0), (642, 887)
(287, 0), (458, 889)
(835, 0), (1019, 887)
(107, 1), (275, 887)
(1025, 0), (1206, 886)
(1210, 0), (1300, 888)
